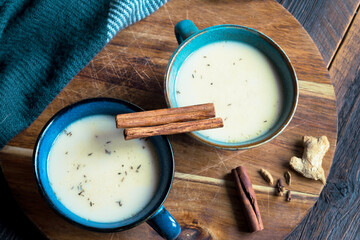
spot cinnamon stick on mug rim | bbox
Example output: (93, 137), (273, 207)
(116, 103), (215, 128)
(124, 117), (223, 140)
(232, 166), (264, 232)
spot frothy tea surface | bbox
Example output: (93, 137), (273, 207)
(175, 41), (284, 143)
(47, 115), (159, 223)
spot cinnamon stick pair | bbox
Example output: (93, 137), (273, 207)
(115, 103), (223, 140)
(232, 166), (264, 232)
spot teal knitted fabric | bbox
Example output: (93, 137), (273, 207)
(0, 0), (167, 149)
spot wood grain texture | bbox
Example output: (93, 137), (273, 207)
(287, 10), (360, 240)
(276, 0), (360, 66)
(0, 0), (338, 239)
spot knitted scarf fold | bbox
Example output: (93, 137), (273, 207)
(0, 0), (167, 149)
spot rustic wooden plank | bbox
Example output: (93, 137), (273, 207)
(286, 10), (360, 240)
(0, 0), (338, 239)
(277, 0), (360, 66)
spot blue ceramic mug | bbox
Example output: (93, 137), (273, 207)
(164, 20), (298, 150)
(33, 98), (181, 240)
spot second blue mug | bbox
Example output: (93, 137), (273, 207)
(33, 98), (181, 240)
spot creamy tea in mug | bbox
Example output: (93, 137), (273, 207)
(175, 41), (284, 143)
(47, 115), (160, 223)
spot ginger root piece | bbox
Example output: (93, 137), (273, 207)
(290, 136), (329, 184)
(284, 171), (291, 185)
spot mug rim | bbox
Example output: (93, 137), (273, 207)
(164, 24), (299, 150)
(33, 97), (175, 232)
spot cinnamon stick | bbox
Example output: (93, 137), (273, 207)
(232, 166), (264, 232)
(124, 117), (223, 140)
(116, 103), (215, 128)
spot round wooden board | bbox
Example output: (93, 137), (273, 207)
(0, 0), (337, 239)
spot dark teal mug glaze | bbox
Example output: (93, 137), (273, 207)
(33, 98), (181, 240)
(165, 20), (298, 150)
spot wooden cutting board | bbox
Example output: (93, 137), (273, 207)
(0, 0), (337, 239)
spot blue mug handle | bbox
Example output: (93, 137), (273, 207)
(147, 206), (181, 240)
(175, 19), (199, 44)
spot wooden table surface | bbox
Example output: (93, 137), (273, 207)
(0, 0), (359, 239)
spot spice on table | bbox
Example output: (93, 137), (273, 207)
(284, 171), (291, 185)
(275, 179), (285, 196)
(116, 103), (215, 128)
(117, 103), (224, 140)
(232, 166), (264, 232)
(124, 117), (223, 140)
(259, 168), (274, 185)
(286, 190), (292, 202)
